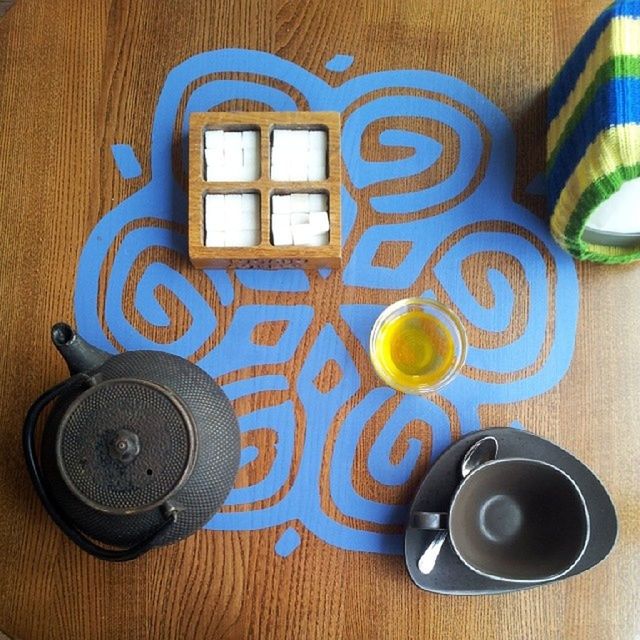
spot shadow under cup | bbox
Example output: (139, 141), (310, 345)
(449, 459), (590, 583)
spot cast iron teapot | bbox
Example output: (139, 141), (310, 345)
(23, 323), (240, 561)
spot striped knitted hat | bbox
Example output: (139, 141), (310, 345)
(547, 0), (640, 263)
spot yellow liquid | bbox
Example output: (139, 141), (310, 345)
(373, 310), (457, 390)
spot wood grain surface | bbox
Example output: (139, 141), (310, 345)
(1, 1), (639, 639)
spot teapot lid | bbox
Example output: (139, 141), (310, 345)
(55, 378), (197, 514)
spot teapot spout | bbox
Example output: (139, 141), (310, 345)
(51, 323), (111, 375)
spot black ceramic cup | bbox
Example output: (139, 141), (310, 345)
(411, 458), (590, 583)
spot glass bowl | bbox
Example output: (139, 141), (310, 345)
(369, 297), (467, 395)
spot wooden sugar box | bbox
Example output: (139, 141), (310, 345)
(188, 112), (341, 269)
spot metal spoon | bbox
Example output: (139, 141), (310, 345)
(417, 530), (447, 574)
(460, 436), (499, 478)
(417, 435), (499, 575)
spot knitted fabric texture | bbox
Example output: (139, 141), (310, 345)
(547, 0), (640, 263)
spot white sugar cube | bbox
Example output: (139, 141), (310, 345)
(271, 164), (290, 181)
(307, 231), (329, 246)
(309, 130), (327, 150)
(290, 212), (310, 225)
(240, 208), (260, 229)
(241, 148), (260, 180)
(239, 162), (259, 181)
(204, 129), (224, 149)
(272, 195), (291, 215)
(291, 130), (309, 151)
(205, 193), (225, 211)
(291, 223), (313, 245)
(225, 229), (260, 247)
(272, 225), (293, 246)
(205, 229), (225, 247)
(310, 142), (327, 158)
(225, 146), (243, 168)
(307, 160), (326, 181)
(271, 129), (286, 147)
(204, 147), (224, 166)
(309, 211), (330, 234)
(220, 193), (259, 232)
(270, 147), (290, 167)
(272, 129), (324, 181)
(227, 208), (259, 231)
(308, 193), (328, 211)
(205, 213), (225, 234)
(224, 131), (242, 148)
(272, 129), (295, 148)
(205, 165), (226, 182)
(242, 193), (259, 213)
(224, 132), (243, 168)
(205, 195), (226, 231)
(308, 131), (327, 180)
(204, 149), (226, 182)
(227, 165), (248, 182)
(290, 193), (309, 212)
(308, 145), (326, 168)
(242, 130), (259, 149)
(273, 130), (308, 168)
(224, 194), (242, 215)
(289, 160), (309, 181)
(271, 212), (291, 229)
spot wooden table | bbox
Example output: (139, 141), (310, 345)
(1, 1), (638, 638)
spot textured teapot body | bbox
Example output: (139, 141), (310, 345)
(23, 324), (240, 560)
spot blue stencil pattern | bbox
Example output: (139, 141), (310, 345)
(111, 144), (142, 179)
(275, 528), (301, 557)
(325, 54), (355, 72)
(73, 49), (580, 556)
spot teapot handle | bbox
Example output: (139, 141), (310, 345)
(22, 373), (178, 562)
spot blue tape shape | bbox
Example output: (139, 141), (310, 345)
(275, 528), (301, 557)
(199, 305), (314, 378)
(222, 375), (289, 401)
(343, 95), (482, 212)
(74, 48), (580, 557)
(111, 144), (142, 179)
(326, 54), (355, 72)
(226, 402), (296, 505)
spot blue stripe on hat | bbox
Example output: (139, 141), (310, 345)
(547, 75), (640, 208)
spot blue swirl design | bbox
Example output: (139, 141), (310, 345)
(74, 49), (579, 556)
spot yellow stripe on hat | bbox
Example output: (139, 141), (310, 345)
(550, 122), (640, 242)
(547, 16), (640, 161)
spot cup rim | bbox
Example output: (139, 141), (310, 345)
(448, 457), (591, 584)
(369, 297), (468, 395)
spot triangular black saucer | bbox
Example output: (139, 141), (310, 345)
(405, 428), (617, 595)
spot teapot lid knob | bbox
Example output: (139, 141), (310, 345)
(109, 429), (140, 464)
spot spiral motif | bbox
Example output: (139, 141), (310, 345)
(74, 49), (579, 556)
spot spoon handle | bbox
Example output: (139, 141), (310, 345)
(417, 530), (447, 575)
